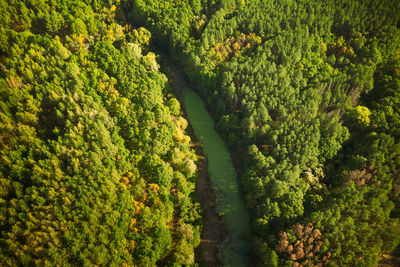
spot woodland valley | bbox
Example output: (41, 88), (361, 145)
(1, 0), (400, 266)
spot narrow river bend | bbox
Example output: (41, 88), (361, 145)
(164, 62), (251, 266)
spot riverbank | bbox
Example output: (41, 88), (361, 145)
(162, 62), (225, 266)
(161, 57), (251, 266)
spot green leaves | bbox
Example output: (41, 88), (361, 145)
(0, 2), (201, 265)
(347, 105), (372, 127)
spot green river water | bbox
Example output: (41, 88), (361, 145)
(178, 78), (251, 266)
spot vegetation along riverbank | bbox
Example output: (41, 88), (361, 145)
(1, 0), (400, 266)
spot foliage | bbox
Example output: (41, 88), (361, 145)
(122, 0), (400, 265)
(2, 0), (400, 265)
(0, 0), (201, 265)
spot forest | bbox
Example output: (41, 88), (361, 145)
(1, 0), (400, 266)
(0, 0), (201, 265)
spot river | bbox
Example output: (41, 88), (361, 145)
(163, 62), (251, 266)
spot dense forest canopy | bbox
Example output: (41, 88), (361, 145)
(0, 0), (201, 266)
(122, 0), (400, 266)
(1, 0), (400, 266)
